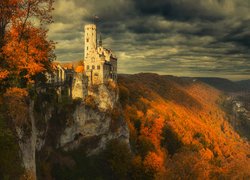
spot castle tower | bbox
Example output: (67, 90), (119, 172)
(83, 23), (117, 85)
(84, 24), (97, 59)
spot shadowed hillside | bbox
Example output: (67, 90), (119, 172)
(118, 73), (250, 179)
(197, 77), (250, 92)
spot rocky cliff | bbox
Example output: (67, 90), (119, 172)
(11, 82), (129, 179)
(60, 83), (129, 154)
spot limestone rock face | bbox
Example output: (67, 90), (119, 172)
(72, 73), (88, 100)
(60, 83), (129, 154)
(88, 83), (118, 111)
(16, 101), (37, 178)
(16, 100), (54, 179)
(60, 104), (129, 154)
(15, 83), (129, 178)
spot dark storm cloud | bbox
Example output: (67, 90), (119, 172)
(222, 19), (250, 49)
(48, 0), (250, 80)
(134, 0), (226, 21)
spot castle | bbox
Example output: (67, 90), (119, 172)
(45, 23), (118, 100)
(84, 24), (117, 85)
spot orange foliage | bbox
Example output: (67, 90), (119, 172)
(4, 87), (28, 97)
(0, 0), (54, 88)
(119, 74), (250, 178)
(143, 152), (165, 178)
(3, 23), (54, 82)
(0, 69), (9, 80)
(75, 65), (84, 73)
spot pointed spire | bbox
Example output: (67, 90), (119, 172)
(99, 33), (102, 47)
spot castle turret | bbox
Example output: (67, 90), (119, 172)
(84, 24), (97, 59)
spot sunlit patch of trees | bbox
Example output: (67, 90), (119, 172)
(0, 0), (55, 91)
(117, 74), (250, 179)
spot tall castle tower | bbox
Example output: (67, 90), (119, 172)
(83, 23), (117, 85)
(84, 24), (97, 59)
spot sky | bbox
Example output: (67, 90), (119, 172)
(48, 0), (250, 80)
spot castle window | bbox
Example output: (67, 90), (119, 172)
(97, 65), (100, 70)
(92, 65), (95, 69)
(87, 65), (89, 70)
(86, 46), (88, 50)
(86, 38), (89, 42)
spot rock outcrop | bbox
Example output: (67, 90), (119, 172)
(15, 82), (129, 178)
(60, 83), (129, 154)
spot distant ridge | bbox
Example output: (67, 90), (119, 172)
(235, 79), (250, 90)
(197, 77), (250, 92)
(119, 74), (250, 92)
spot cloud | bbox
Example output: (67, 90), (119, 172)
(48, 0), (250, 80)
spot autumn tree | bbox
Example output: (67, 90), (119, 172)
(0, 0), (55, 90)
(3, 22), (54, 86)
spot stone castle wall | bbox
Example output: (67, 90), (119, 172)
(72, 73), (88, 100)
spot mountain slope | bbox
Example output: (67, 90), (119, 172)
(118, 73), (250, 179)
(197, 77), (250, 92)
(235, 79), (250, 90)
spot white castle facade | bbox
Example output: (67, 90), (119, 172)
(45, 23), (118, 100)
(84, 24), (117, 85)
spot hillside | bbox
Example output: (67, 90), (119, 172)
(197, 77), (250, 92)
(118, 73), (250, 179)
(0, 73), (250, 179)
(235, 80), (250, 91)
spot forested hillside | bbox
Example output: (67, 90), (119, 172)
(1, 73), (249, 179)
(118, 73), (250, 179)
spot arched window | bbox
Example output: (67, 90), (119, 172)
(97, 65), (100, 70)
(92, 65), (95, 69)
(86, 38), (89, 42)
(87, 65), (89, 70)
